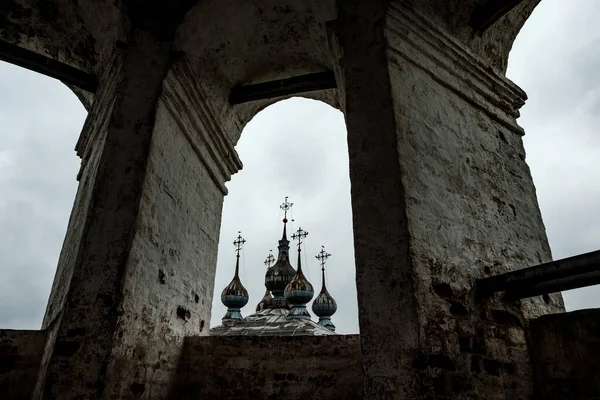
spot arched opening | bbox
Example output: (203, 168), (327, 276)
(210, 97), (360, 334)
(0, 61), (86, 329)
(507, 0), (600, 309)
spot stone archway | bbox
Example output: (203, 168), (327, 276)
(1, 1), (566, 399)
(209, 96), (358, 333)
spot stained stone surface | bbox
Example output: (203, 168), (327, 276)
(170, 334), (362, 400)
(0, 329), (46, 400)
(530, 309), (600, 400)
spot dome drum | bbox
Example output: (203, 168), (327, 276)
(222, 307), (244, 324)
(316, 316), (336, 331)
(284, 267), (314, 320)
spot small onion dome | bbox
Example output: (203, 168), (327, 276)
(265, 219), (296, 300)
(312, 271), (337, 331)
(284, 251), (314, 319)
(256, 288), (273, 312)
(221, 256), (249, 324)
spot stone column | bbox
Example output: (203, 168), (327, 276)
(335, 2), (563, 399)
(34, 29), (240, 398)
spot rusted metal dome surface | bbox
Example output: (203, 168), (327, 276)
(312, 287), (337, 318)
(284, 271), (314, 307)
(265, 220), (297, 298)
(221, 275), (249, 309)
(256, 289), (274, 312)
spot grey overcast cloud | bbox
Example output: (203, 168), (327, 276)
(0, 0), (598, 333)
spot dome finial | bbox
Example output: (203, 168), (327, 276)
(280, 196), (293, 239)
(285, 227), (314, 319)
(256, 251), (275, 311)
(266, 199), (297, 306)
(264, 250), (275, 268)
(291, 227), (309, 272)
(312, 246), (337, 331)
(221, 232), (249, 324)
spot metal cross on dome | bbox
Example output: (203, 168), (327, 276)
(233, 231), (246, 257)
(291, 227), (308, 250)
(315, 246), (332, 272)
(264, 251), (275, 268)
(280, 196), (293, 219)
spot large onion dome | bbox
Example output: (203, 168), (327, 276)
(284, 228), (314, 319)
(312, 270), (337, 331)
(265, 218), (296, 305)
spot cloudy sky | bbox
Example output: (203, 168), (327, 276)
(0, 0), (598, 333)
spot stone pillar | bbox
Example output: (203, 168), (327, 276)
(34, 29), (240, 398)
(335, 2), (563, 399)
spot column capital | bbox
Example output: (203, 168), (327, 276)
(385, 3), (527, 135)
(162, 58), (243, 194)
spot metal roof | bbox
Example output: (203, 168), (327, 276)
(210, 307), (336, 336)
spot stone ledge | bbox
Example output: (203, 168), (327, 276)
(170, 334), (362, 399)
(529, 309), (600, 400)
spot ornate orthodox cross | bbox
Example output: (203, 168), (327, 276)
(315, 246), (332, 272)
(264, 251), (275, 268)
(291, 227), (308, 251)
(233, 231), (246, 257)
(280, 196), (293, 219)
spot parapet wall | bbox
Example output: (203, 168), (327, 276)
(530, 309), (600, 400)
(170, 334), (362, 400)
(0, 329), (46, 400)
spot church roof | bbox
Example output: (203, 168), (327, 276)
(210, 307), (335, 336)
(213, 197), (339, 336)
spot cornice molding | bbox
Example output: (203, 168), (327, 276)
(386, 2), (526, 135)
(162, 59), (243, 195)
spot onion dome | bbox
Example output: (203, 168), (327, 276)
(256, 288), (273, 312)
(265, 217), (297, 305)
(312, 247), (337, 331)
(221, 233), (249, 324)
(284, 227), (314, 319)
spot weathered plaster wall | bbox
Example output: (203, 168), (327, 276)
(175, 0), (341, 140)
(34, 32), (179, 399)
(34, 53), (121, 398)
(170, 335), (362, 399)
(0, 0), (123, 74)
(0, 329), (46, 399)
(530, 309), (600, 400)
(102, 68), (239, 397)
(383, 4), (564, 398)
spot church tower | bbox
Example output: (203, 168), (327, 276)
(211, 197), (339, 336)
